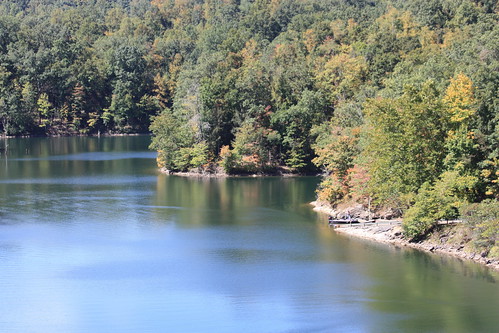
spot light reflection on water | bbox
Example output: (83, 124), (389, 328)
(0, 175), (157, 184)
(9, 151), (157, 161)
(0, 136), (498, 333)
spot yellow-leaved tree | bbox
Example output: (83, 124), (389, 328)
(443, 73), (476, 124)
(315, 46), (367, 105)
(442, 73), (479, 173)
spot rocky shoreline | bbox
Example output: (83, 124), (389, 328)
(312, 201), (499, 272)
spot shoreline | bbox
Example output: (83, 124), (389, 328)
(311, 201), (499, 272)
(159, 167), (311, 178)
(0, 132), (150, 139)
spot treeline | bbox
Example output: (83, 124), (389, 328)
(0, 0), (164, 135)
(0, 1), (498, 245)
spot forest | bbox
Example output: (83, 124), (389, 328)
(0, 0), (497, 246)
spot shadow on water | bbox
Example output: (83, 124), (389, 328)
(323, 230), (499, 333)
(152, 175), (320, 227)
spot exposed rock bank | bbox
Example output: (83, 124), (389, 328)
(311, 200), (401, 220)
(312, 201), (499, 272)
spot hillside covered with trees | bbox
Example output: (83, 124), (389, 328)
(0, 0), (498, 248)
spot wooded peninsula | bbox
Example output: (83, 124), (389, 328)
(0, 0), (497, 257)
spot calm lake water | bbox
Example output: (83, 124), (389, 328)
(0, 136), (498, 333)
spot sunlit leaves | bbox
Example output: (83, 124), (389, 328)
(37, 93), (52, 128)
(443, 73), (476, 124)
(315, 49), (367, 105)
(149, 108), (200, 171)
(364, 81), (447, 205)
(312, 123), (360, 204)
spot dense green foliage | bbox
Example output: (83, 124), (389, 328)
(0, 0), (498, 240)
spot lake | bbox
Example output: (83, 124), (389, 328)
(0, 136), (497, 332)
